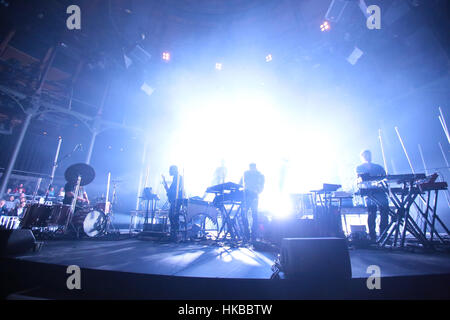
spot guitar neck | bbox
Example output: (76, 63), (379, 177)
(162, 175), (169, 192)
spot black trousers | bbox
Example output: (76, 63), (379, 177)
(242, 192), (259, 241)
(169, 200), (182, 237)
(366, 196), (389, 240)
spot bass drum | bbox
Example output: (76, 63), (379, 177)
(72, 209), (106, 237)
(48, 204), (72, 227)
(185, 198), (219, 222)
(20, 204), (52, 229)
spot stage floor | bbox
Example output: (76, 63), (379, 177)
(13, 237), (450, 279)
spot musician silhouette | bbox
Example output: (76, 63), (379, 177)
(212, 159), (227, 186)
(240, 163), (265, 242)
(356, 150), (389, 241)
(163, 165), (184, 241)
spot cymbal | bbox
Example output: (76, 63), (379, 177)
(65, 163), (95, 186)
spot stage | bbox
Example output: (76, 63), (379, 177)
(1, 237), (450, 299)
(7, 238), (450, 279)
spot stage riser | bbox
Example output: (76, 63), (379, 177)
(2, 258), (449, 300)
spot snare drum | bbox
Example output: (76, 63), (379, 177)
(72, 209), (106, 237)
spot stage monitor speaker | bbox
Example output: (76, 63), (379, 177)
(264, 218), (319, 246)
(0, 229), (37, 256)
(280, 237), (351, 281)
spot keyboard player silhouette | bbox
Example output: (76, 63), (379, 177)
(356, 150), (389, 241)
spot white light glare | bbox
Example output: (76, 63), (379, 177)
(320, 21), (330, 32)
(162, 51), (170, 61)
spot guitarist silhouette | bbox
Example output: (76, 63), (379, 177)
(162, 165), (184, 241)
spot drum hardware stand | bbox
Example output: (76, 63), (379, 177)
(32, 177), (42, 202)
(45, 140), (82, 202)
(44, 137), (62, 202)
(64, 175), (82, 235)
(104, 179), (119, 235)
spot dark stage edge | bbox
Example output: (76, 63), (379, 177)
(1, 238), (450, 299)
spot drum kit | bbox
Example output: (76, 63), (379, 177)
(180, 197), (220, 240)
(20, 163), (112, 238)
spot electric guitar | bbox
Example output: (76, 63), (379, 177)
(161, 174), (169, 194)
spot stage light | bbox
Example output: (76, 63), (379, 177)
(162, 51), (170, 61)
(140, 82), (155, 96)
(320, 21), (330, 32)
(265, 54), (272, 62)
(215, 62), (222, 70)
(347, 47), (363, 65)
(263, 193), (293, 219)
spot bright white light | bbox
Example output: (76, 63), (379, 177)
(164, 87), (341, 214)
(162, 51), (170, 61)
(265, 54), (272, 62)
(320, 21), (330, 32)
(215, 62), (222, 70)
(261, 192), (292, 218)
(155, 65), (355, 216)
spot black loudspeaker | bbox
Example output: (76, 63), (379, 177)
(0, 229), (37, 256)
(264, 218), (319, 246)
(280, 237), (352, 280)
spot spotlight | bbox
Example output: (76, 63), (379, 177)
(140, 82), (155, 96)
(162, 51), (170, 61)
(265, 54), (272, 62)
(320, 21), (330, 32)
(347, 47), (363, 65)
(215, 62), (222, 70)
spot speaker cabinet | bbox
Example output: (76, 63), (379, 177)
(264, 218), (319, 246)
(280, 237), (351, 280)
(0, 229), (37, 256)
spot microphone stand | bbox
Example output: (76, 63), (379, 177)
(44, 137), (62, 202)
(45, 142), (82, 202)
